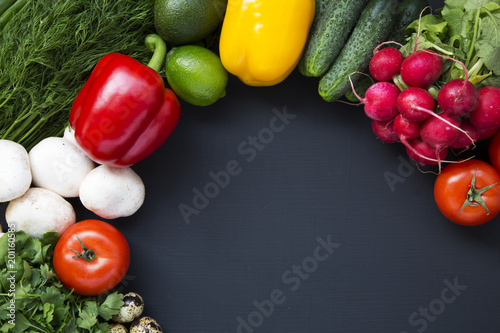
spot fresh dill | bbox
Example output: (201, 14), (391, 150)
(0, 0), (156, 150)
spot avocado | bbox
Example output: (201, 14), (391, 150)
(154, 0), (228, 45)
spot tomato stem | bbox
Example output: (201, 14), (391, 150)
(459, 168), (499, 215)
(70, 236), (96, 262)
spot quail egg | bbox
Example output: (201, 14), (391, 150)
(130, 316), (163, 333)
(109, 323), (128, 333)
(112, 292), (145, 323)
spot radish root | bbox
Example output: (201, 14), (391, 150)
(414, 105), (476, 148)
(421, 49), (470, 93)
(399, 135), (474, 174)
(416, 51), (476, 147)
(347, 71), (374, 103)
(414, 6), (433, 53)
(373, 41), (410, 56)
(338, 99), (364, 107)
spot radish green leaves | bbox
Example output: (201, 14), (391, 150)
(403, 0), (500, 86)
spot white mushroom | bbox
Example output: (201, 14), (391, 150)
(79, 165), (145, 219)
(29, 137), (95, 198)
(0, 139), (32, 203)
(6, 187), (76, 238)
(62, 126), (78, 146)
(63, 126), (90, 157)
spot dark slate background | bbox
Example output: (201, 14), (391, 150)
(3, 0), (500, 332)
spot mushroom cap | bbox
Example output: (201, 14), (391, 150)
(6, 187), (76, 238)
(79, 165), (145, 219)
(29, 137), (95, 198)
(0, 139), (31, 203)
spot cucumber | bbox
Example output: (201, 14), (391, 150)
(299, 0), (369, 77)
(312, 0), (332, 26)
(388, 0), (429, 45)
(301, 0), (332, 76)
(318, 0), (398, 102)
(343, 0), (428, 102)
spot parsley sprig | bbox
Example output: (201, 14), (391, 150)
(0, 231), (124, 332)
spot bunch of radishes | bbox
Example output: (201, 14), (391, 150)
(355, 44), (500, 171)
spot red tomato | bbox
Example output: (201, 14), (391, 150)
(488, 129), (500, 172)
(53, 219), (130, 296)
(434, 159), (500, 226)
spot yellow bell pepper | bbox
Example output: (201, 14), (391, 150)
(219, 0), (315, 87)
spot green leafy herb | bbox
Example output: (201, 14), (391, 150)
(402, 0), (500, 86)
(0, 231), (124, 332)
(0, 0), (156, 150)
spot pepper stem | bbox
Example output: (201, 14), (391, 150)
(70, 236), (96, 262)
(145, 34), (167, 73)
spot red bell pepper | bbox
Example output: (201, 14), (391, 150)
(69, 34), (181, 167)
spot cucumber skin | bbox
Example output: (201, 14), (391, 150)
(344, 0), (428, 101)
(312, 0), (332, 26)
(306, 0), (332, 73)
(299, 0), (370, 77)
(318, 0), (398, 102)
(388, 0), (429, 44)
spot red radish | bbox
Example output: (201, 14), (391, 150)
(419, 113), (462, 171)
(396, 87), (434, 122)
(393, 114), (421, 140)
(369, 47), (405, 82)
(396, 86), (474, 146)
(469, 86), (500, 130)
(449, 119), (479, 150)
(405, 138), (449, 167)
(437, 79), (478, 117)
(350, 80), (400, 121)
(478, 126), (499, 140)
(400, 50), (442, 88)
(420, 113), (461, 149)
(371, 119), (399, 143)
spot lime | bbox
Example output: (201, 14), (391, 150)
(154, 0), (227, 46)
(165, 45), (228, 107)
